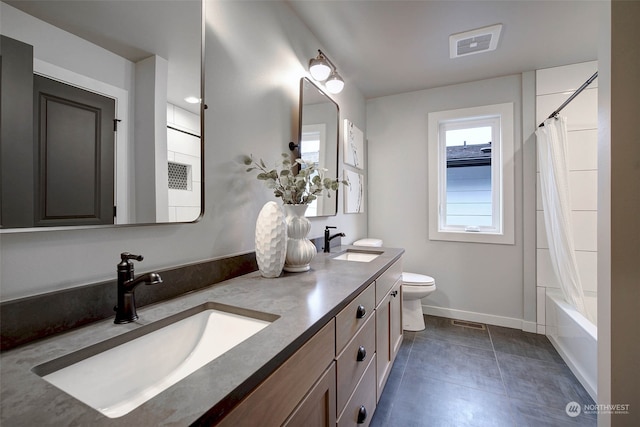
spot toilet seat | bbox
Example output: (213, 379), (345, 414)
(402, 272), (435, 286)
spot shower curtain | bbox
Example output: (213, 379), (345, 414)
(536, 117), (592, 322)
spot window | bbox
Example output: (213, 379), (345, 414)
(428, 103), (514, 244)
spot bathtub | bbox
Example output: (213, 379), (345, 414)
(545, 288), (597, 401)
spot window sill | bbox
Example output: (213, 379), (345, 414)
(429, 229), (515, 245)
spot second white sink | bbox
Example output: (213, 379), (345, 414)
(34, 303), (277, 418)
(332, 250), (382, 262)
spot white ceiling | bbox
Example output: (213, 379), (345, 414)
(5, 0), (601, 104)
(287, 0), (602, 99)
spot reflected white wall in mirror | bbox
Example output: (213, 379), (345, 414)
(0, 0), (203, 230)
(297, 78), (339, 217)
(300, 124), (326, 217)
(167, 104), (202, 222)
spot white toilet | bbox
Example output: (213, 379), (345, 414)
(353, 239), (436, 331)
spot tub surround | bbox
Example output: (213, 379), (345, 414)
(545, 288), (597, 401)
(0, 246), (403, 426)
(535, 61), (599, 335)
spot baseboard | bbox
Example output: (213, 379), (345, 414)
(521, 321), (537, 333)
(422, 304), (537, 332)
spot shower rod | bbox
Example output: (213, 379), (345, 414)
(538, 71), (598, 127)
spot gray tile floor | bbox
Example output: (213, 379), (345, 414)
(370, 315), (596, 427)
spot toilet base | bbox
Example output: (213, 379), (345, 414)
(403, 298), (426, 331)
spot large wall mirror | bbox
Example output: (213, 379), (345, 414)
(297, 77), (339, 217)
(0, 0), (204, 230)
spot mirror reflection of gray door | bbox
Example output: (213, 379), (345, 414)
(33, 75), (115, 226)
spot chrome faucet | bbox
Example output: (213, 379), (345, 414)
(324, 226), (345, 253)
(114, 252), (162, 324)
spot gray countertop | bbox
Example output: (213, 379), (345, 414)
(0, 246), (403, 426)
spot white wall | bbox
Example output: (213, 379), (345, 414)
(535, 61), (599, 333)
(0, 0), (367, 301)
(366, 75), (528, 328)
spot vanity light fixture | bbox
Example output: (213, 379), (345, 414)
(308, 49), (344, 94)
(325, 70), (345, 94)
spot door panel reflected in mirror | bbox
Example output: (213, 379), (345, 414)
(297, 78), (339, 217)
(0, 0), (203, 230)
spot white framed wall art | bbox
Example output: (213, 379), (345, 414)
(344, 119), (364, 169)
(344, 169), (365, 214)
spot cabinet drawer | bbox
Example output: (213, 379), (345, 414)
(335, 283), (375, 354)
(218, 319), (335, 427)
(337, 354), (377, 427)
(375, 259), (402, 305)
(336, 313), (375, 414)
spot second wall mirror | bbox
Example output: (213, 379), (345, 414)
(296, 77), (339, 217)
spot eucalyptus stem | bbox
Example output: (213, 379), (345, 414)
(244, 153), (348, 205)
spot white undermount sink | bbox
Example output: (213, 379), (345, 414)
(33, 303), (278, 418)
(332, 249), (382, 263)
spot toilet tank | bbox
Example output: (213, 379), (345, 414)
(353, 238), (383, 247)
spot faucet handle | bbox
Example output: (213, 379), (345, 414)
(325, 226), (336, 230)
(120, 252), (143, 262)
(118, 253), (144, 272)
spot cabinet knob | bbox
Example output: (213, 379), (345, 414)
(357, 405), (367, 424)
(356, 305), (366, 319)
(391, 290), (398, 297)
(357, 346), (367, 362)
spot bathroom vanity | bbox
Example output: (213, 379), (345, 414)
(0, 246), (403, 426)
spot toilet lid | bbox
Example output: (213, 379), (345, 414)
(402, 272), (435, 285)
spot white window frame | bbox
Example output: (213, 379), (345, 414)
(428, 103), (515, 244)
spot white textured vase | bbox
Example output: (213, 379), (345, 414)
(255, 202), (287, 278)
(283, 204), (317, 272)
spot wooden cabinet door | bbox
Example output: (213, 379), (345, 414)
(216, 320), (335, 427)
(390, 279), (403, 362)
(283, 362), (336, 427)
(375, 278), (403, 402)
(375, 289), (391, 402)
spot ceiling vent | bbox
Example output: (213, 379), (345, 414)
(450, 24), (502, 59)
